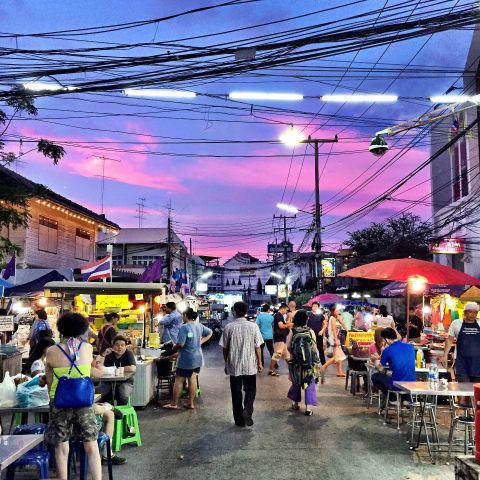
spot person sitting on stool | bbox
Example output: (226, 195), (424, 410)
(371, 328), (415, 406)
(96, 335), (136, 405)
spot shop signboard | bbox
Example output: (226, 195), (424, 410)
(430, 238), (465, 254)
(321, 258), (336, 278)
(277, 284), (292, 299)
(0, 316), (14, 332)
(265, 285), (277, 295)
(196, 282), (208, 293)
(268, 242), (293, 254)
(345, 331), (375, 346)
(96, 294), (129, 310)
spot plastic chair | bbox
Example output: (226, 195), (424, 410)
(112, 400), (142, 452)
(13, 423), (48, 453)
(6, 450), (50, 480)
(68, 432), (113, 480)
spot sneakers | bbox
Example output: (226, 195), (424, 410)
(102, 455), (127, 465)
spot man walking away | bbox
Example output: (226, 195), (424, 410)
(268, 303), (293, 376)
(219, 301), (263, 427)
(256, 304), (274, 367)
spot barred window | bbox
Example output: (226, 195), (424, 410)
(38, 216), (58, 254)
(75, 228), (91, 260)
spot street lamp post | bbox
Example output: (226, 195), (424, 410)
(279, 128), (338, 294)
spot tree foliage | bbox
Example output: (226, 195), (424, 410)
(0, 86), (65, 263)
(345, 213), (432, 266)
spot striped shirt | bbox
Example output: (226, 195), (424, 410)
(219, 318), (263, 376)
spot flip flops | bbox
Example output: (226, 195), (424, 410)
(163, 404), (179, 410)
(269, 370), (279, 377)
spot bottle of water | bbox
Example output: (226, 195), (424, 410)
(428, 362), (435, 389)
(432, 360), (439, 389)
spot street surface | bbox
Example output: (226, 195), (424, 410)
(112, 344), (451, 480)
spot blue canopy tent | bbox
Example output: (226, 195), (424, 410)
(5, 270), (67, 297)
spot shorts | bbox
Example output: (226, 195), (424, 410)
(272, 342), (291, 362)
(46, 403), (99, 445)
(176, 367), (200, 378)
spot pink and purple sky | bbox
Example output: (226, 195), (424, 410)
(0, 1), (473, 260)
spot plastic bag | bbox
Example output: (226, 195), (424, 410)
(0, 371), (17, 407)
(16, 375), (50, 408)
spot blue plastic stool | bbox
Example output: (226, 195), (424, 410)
(68, 432), (113, 480)
(5, 450), (50, 480)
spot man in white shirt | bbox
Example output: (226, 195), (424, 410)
(442, 302), (480, 382)
(219, 301), (263, 427)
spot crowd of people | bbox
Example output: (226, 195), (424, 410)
(12, 297), (479, 479)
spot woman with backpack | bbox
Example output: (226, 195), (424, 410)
(97, 312), (119, 355)
(44, 313), (104, 480)
(286, 310), (320, 416)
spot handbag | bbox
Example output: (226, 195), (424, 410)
(53, 344), (94, 409)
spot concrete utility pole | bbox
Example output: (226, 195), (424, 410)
(313, 138), (323, 294)
(273, 214), (295, 303)
(167, 201), (172, 280)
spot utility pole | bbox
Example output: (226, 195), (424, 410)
(135, 197), (147, 228)
(167, 201), (172, 281)
(313, 138), (323, 294)
(273, 214), (295, 303)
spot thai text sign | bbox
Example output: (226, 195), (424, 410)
(0, 316), (14, 332)
(430, 238), (464, 254)
(96, 295), (129, 310)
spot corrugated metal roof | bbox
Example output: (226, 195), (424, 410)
(97, 227), (184, 246)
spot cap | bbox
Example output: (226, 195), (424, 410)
(464, 302), (479, 312)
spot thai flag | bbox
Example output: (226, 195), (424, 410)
(81, 256), (111, 281)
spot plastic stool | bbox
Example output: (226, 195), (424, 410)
(6, 450), (50, 480)
(13, 423), (48, 453)
(112, 403), (142, 452)
(181, 375), (201, 398)
(68, 432), (113, 480)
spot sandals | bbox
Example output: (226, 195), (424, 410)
(163, 404), (179, 410)
(291, 404), (300, 411)
(269, 370), (279, 377)
(305, 410), (313, 416)
(184, 404), (195, 410)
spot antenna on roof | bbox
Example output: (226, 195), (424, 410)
(135, 197), (147, 228)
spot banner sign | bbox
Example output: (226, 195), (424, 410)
(268, 242), (293, 254)
(430, 238), (464, 254)
(96, 294), (129, 310)
(0, 316), (14, 332)
(321, 258), (336, 278)
(345, 331), (375, 346)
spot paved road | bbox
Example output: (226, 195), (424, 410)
(110, 344), (452, 480)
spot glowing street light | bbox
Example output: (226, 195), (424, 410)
(321, 94), (397, 103)
(429, 95), (472, 104)
(279, 126), (306, 147)
(200, 271), (213, 279)
(276, 203), (299, 214)
(23, 81), (77, 92)
(229, 92), (303, 101)
(124, 89), (196, 98)
(270, 272), (283, 280)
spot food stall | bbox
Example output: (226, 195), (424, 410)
(44, 281), (166, 408)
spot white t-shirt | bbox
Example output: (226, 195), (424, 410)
(448, 319), (480, 338)
(30, 359), (45, 374)
(375, 314), (395, 329)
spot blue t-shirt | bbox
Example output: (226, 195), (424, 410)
(256, 313), (273, 340)
(159, 310), (183, 344)
(381, 341), (416, 388)
(176, 322), (212, 370)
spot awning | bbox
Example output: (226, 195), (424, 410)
(6, 270), (67, 297)
(44, 281), (166, 296)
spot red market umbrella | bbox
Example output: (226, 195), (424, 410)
(339, 258), (480, 285)
(339, 258), (480, 340)
(304, 293), (344, 307)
